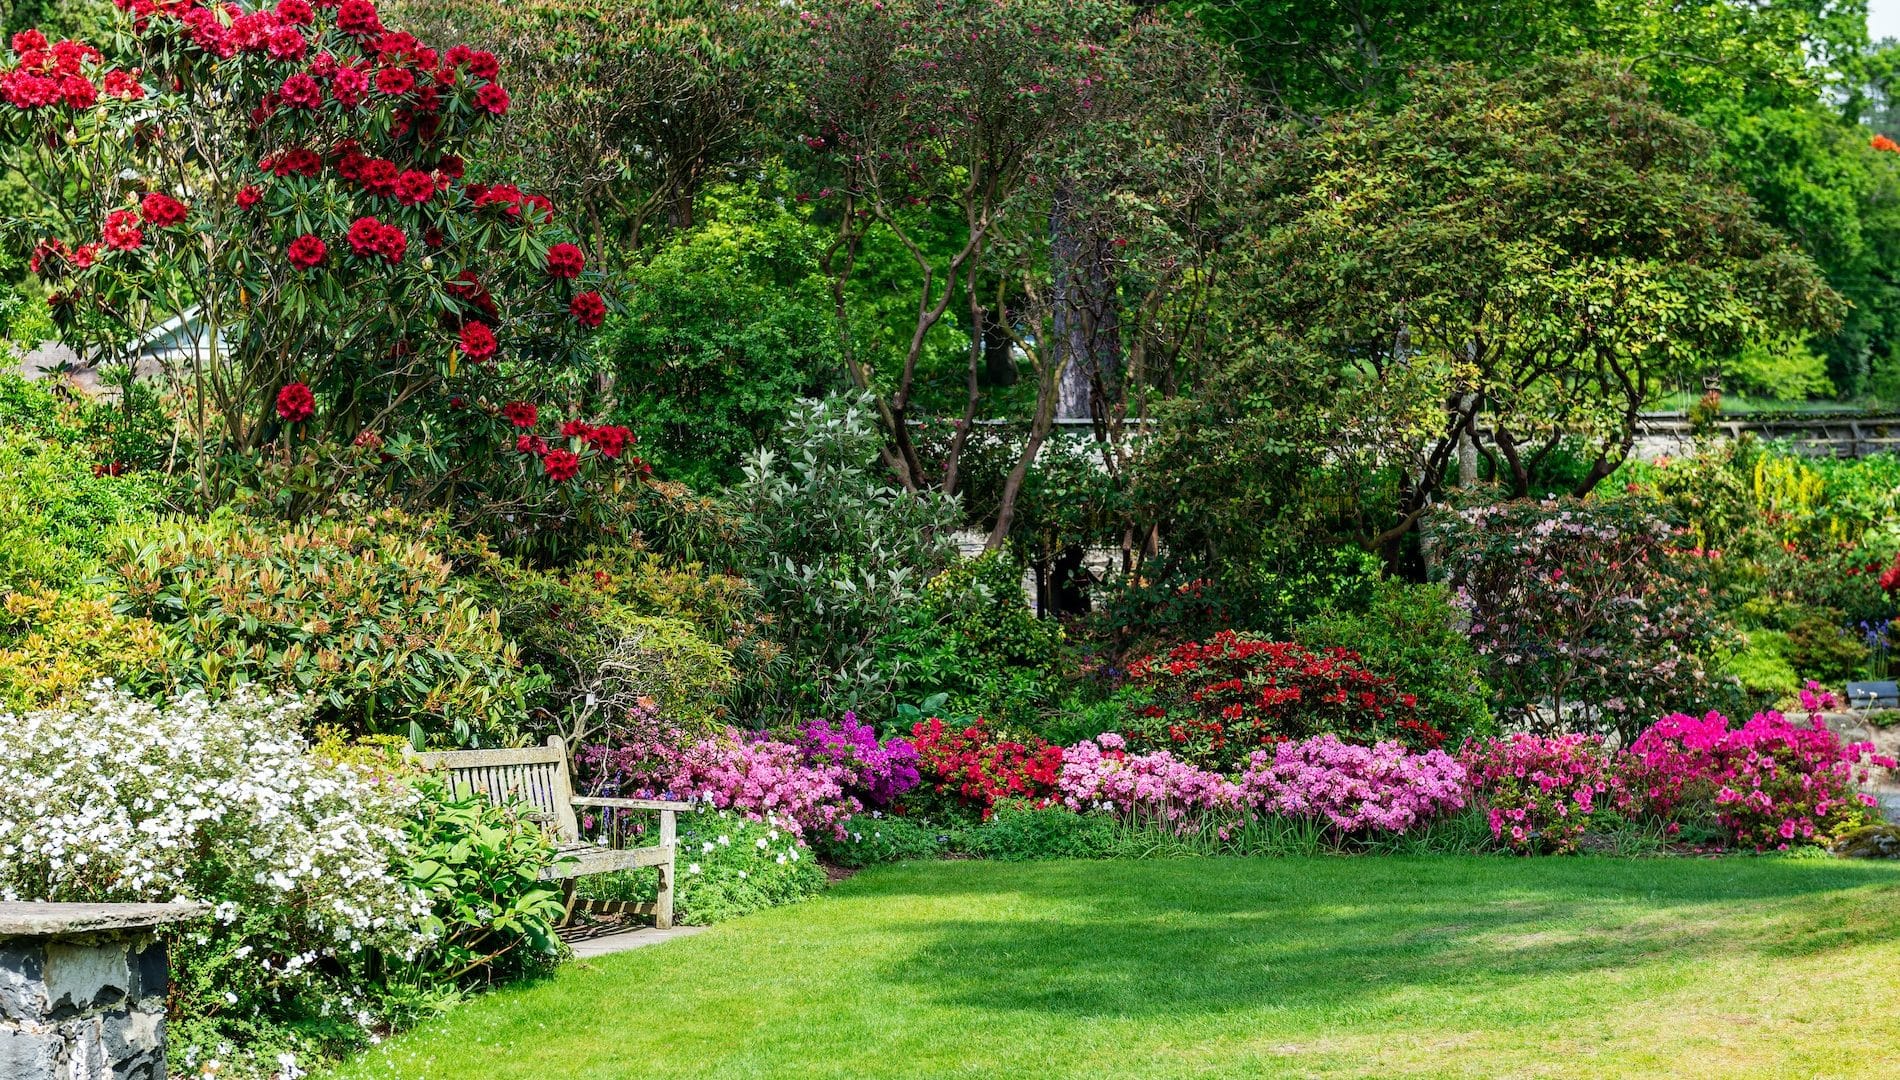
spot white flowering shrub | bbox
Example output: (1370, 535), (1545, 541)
(0, 686), (433, 1073)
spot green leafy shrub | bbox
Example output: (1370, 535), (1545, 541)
(880, 552), (1061, 725)
(730, 394), (958, 717)
(452, 543), (742, 745)
(399, 776), (569, 989)
(952, 800), (1122, 861)
(604, 193), (839, 488)
(0, 428), (172, 590)
(1727, 629), (1802, 701)
(1782, 610), (1870, 686)
(1294, 580), (1494, 741)
(812, 813), (945, 867)
(106, 518), (525, 746)
(576, 808), (823, 925)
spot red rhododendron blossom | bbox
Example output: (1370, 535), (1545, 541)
(474, 81), (509, 115)
(101, 68), (142, 100)
(262, 146), (323, 176)
(139, 192), (188, 227)
(275, 382), (316, 422)
(501, 400), (538, 428)
(286, 233), (326, 268)
(459, 321), (497, 361)
(101, 210), (142, 251)
(393, 169), (434, 205)
(569, 290), (605, 328)
(279, 72), (321, 108)
(467, 50), (498, 80)
(515, 433), (547, 455)
(335, 0), (383, 37)
(266, 26), (307, 62)
(276, 0), (315, 25)
(544, 242), (584, 279)
(346, 216), (383, 257)
(332, 65), (368, 106)
(357, 157), (398, 195)
(345, 216), (405, 262)
(11, 30), (47, 54)
(541, 448), (580, 482)
(586, 424), (631, 458)
(374, 65), (413, 95)
(375, 224), (407, 262)
(236, 184), (263, 210)
(560, 418), (592, 439)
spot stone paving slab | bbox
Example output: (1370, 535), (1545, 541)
(568, 926), (706, 959)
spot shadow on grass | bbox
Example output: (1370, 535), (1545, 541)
(854, 856), (1900, 1021)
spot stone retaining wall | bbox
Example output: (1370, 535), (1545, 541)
(0, 903), (204, 1080)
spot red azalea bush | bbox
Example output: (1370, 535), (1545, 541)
(1, 0), (637, 543)
(1119, 631), (1437, 770)
(908, 717), (1063, 819)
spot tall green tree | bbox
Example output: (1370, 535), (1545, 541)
(1254, 57), (1840, 554)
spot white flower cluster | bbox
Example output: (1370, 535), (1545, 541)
(0, 685), (432, 960)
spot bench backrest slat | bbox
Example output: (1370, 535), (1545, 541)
(411, 736), (580, 843)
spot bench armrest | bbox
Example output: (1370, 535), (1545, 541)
(571, 796), (695, 813)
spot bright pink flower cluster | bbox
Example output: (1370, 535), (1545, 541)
(1460, 733), (1627, 853)
(795, 712), (920, 808)
(1057, 733), (1238, 826)
(1627, 706), (1893, 851)
(1238, 734), (1467, 834)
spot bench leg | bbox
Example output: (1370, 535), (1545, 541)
(656, 808), (677, 929)
(655, 861), (674, 930)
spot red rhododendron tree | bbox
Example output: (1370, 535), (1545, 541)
(0, 0), (639, 543)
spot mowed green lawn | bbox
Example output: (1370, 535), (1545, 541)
(330, 856), (1900, 1079)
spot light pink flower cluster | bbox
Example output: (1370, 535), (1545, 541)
(1057, 732), (1238, 825)
(1460, 733), (1626, 853)
(580, 721), (861, 841)
(1239, 734), (1467, 834)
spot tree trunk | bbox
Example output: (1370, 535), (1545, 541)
(1049, 182), (1120, 421)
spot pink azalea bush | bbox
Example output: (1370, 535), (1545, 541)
(578, 709), (919, 841)
(1238, 735), (1468, 835)
(1460, 733), (1628, 853)
(1057, 733), (1239, 826)
(1626, 703), (1893, 851)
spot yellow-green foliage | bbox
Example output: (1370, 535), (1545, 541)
(0, 431), (171, 591)
(0, 589), (167, 711)
(438, 538), (743, 738)
(105, 518), (524, 746)
(1752, 454), (1829, 542)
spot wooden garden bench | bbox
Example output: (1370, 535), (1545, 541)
(410, 736), (692, 928)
